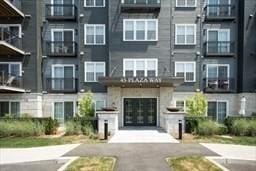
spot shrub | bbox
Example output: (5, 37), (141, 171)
(196, 120), (226, 136)
(248, 120), (256, 136)
(231, 119), (250, 136)
(77, 91), (94, 118)
(0, 120), (44, 137)
(44, 118), (59, 135)
(186, 93), (207, 116)
(185, 116), (210, 133)
(65, 121), (82, 135)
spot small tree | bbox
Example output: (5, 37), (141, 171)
(77, 91), (94, 118)
(186, 92), (207, 116)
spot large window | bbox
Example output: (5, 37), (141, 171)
(208, 101), (228, 122)
(123, 19), (158, 41)
(0, 101), (20, 117)
(123, 59), (158, 77)
(175, 24), (196, 45)
(176, 0), (196, 7)
(51, 29), (74, 54)
(54, 101), (74, 125)
(84, 62), (105, 82)
(51, 65), (75, 90)
(84, 0), (105, 7)
(84, 24), (105, 45)
(0, 62), (21, 76)
(207, 29), (230, 53)
(175, 62), (196, 82)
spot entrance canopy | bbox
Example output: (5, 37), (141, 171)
(98, 77), (184, 88)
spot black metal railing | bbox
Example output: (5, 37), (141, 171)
(0, 30), (22, 50)
(205, 41), (235, 55)
(203, 77), (235, 92)
(46, 78), (77, 93)
(121, 0), (161, 5)
(46, 41), (77, 57)
(0, 72), (23, 89)
(45, 4), (77, 20)
(205, 4), (235, 19)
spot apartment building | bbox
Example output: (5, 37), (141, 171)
(0, 0), (255, 128)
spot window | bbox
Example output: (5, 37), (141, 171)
(175, 100), (186, 112)
(123, 19), (158, 41)
(0, 62), (22, 76)
(94, 100), (105, 111)
(207, 101), (228, 122)
(84, 62), (105, 82)
(206, 64), (230, 89)
(175, 24), (196, 45)
(175, 62), (196, 82)
(123, 59), (158, 77)
(52, 65), (75, 90)
(51, 29), (74, 54)
(0, 101), (20, 117)
(51, 0), (74, 16)
(85, 24), (105, 45)
(207, 0), (231, 16)
(84, 0), (105, 7)
(176, 0), (196, 7)
(207, 29), (230, 53)
(54, 101), (74, 125)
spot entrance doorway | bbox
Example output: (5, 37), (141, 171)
(123, 98), (157, 126)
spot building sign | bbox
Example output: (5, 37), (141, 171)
(120, 77), (162, 84)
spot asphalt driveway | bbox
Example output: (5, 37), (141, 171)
(64, 143), (218, 171)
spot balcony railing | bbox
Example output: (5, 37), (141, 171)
(205, 41), (235, 57)
(46, 41), (77, 57)
(121, 0), (161, 13)
(0, 72), (23, 89)
(45, 4), (77, 20)
(205, 4), (235, 20)
(0, 30), (22, 50)
(203, 77), (235, 93)
(46, 78), (77, 93)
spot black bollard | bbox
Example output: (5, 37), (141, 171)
(178, 120), (182, 140)
(104, 120), (108, 140)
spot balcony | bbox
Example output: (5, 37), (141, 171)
(46, 41), (77, 57)
(46, 78), (77, 93)
(121, 0), (161, 13)
(203, 78), (235, 93)
(45, 4), (77, 21)
(205, 5), (236, 21)
(0, 30), (25, 56)
(205, 41), (235, 57)
(0, 0), (24, 18)
(0, 72), (24, 93)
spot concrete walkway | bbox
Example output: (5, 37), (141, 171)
(201, 143), (256, 161)
(0, 144), (80, 165)
(64, 143), (218, 171)
(109, 127), (179, 143)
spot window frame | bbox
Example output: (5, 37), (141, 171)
(52, 101), (76, 124)
(0, 101), (21, 117)
(174, 61), (196, 82)
(207, 100), (229, 122)
(175, 100), (186, 112)
(51, 64), (75, 78)
(84, 62), (106, 82)
(51, 28), (75, 42)
(123, 58), (158, 77)
(84, 24), (105, 45)
(123, 19), (158, 42)
(176, 0), (197, 8)
(0, 24), (22, 39)
(84, 0), (105, 7)
(0, 62), (22, 76)
(175, 24), (196, 45)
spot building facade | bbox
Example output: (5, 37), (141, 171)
(0, 0), (255, 127)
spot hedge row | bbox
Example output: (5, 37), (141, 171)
(0, 117), (59, 137)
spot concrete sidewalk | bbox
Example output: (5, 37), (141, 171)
(109, 128), (179, 143)
(0, 144), (80, 165)
(201, 143), (256, 161)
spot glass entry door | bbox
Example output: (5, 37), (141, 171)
(124, 98), (157, 126)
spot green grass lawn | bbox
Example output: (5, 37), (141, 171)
(181, 134), (256, 146)
(166, 156), (222, 171)
(65, 157), (116, 171)
(0, 135), (105, 148)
